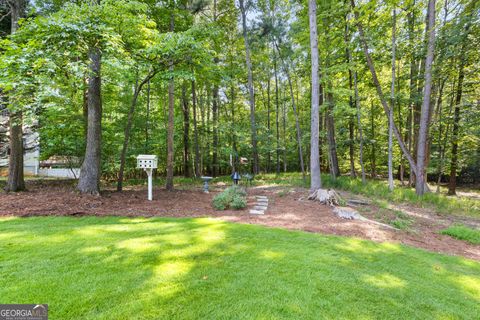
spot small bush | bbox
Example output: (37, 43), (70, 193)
(212, 193), (229, 210)
(231, 195), (247, 209)
(441, 225), (480, 244)
(212, 186), (247, 210)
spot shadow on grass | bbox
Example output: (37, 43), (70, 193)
(0, 216), (479, 319)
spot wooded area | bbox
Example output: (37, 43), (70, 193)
(1, 0), (479, 196)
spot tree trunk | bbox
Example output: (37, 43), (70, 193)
(117, 71), (156, 191)
(288, 71), (306, 182)
(282, 86), (287, 172)
(326, 92), (340, 178)
(266, 78), (271, 173)
(370, 101), (376, 178)
(144, 78), (150, 152)
(435, 80), (450, 192)
(199, 86), (206, 174)
(274, 47), (280, 175)
(309, 0), (322, 191)
(77, 47), (102, 195)
(407, 5), (417, 186)
(276, 42), (306, 183)
(230, 82), (237, 173)
(388, 8), (397, 192)
(192, 79), (201, 177)
(5, 0), (26, 192)
(182, 83), (191, 178)
(166, 13), (175, 191)
(447, 5), (473, 195)
(415, 0), (436, 196)
(6, 111), (25, 192)
(239, 0), (259, 174)
(212, 84), (219, 177)
(319, 84), (325, 171)
(447, 64), (464, 196)
(344, 17), (356, 178)
(353, 71), (366, 184)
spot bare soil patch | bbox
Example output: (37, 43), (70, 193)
(1, 180), (479, 261)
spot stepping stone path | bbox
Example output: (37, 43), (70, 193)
(249, 196), (269, 215)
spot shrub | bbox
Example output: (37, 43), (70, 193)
(440, 225), (480, 244)
(212, 193), (229, 210)
(212, 186), (247, 210)
(231, 195), (247, 209)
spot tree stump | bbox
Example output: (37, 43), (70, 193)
(307, 189), (340, 206)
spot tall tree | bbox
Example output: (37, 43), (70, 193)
(351, 0), (419, 178)
(5, 0), (26, 192)
(309, 0), (321, 191)
(77, 0), (102, 195)
(166, 10), (175, 191)
(238, 0), (259, 174)
(388, 8), (396, 192)
(192, 78), (201, 177)
(182, 82), (191, 177)
(117, 69), (157, 191)
(353, 71), (366, 184)
(448, 4), (474, 195)
(415, 0), (436, 196)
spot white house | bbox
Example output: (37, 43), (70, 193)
(0, 107), (41, 175)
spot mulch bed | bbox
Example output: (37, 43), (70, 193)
(1, 180), (479, 261)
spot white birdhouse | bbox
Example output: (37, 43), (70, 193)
(136, 154), (157, 201)
(136, 155), (158, 169)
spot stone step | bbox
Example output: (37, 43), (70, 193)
(253, 205), (268, 211)
(256, 196), (268, 199)
(249, 209), (265, 215)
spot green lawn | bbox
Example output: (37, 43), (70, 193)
(1, 216), (479, 319)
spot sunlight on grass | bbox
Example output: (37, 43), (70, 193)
(0, 216), (479, 319)
(259, 249), (286, 260)
(362, 273), (406, 289)
(335, 237), (403, 255)
(451, 274), (480, 300)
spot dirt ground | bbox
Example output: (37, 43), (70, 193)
(1, 180), (479, 261)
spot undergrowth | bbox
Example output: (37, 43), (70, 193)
(441, 225), (480, 244)
(212, 186), (247, 210)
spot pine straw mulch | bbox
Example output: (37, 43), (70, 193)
(1, 180), (479, 261)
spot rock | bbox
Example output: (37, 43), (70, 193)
(333, 206), (398, 230)
(333, 207), (362, 220)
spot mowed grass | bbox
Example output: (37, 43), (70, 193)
(1, 217), (479, 319)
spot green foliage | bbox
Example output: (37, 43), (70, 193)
(1, 0), (479, 193)
(441, 225), (480, 244)
(0, 216), (479, 319)
(391, 218), (413, 230)
(212, 185), (247, 210)
(230, 194), (247, 209)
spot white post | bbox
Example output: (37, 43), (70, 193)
(146, 168), (153, 201)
